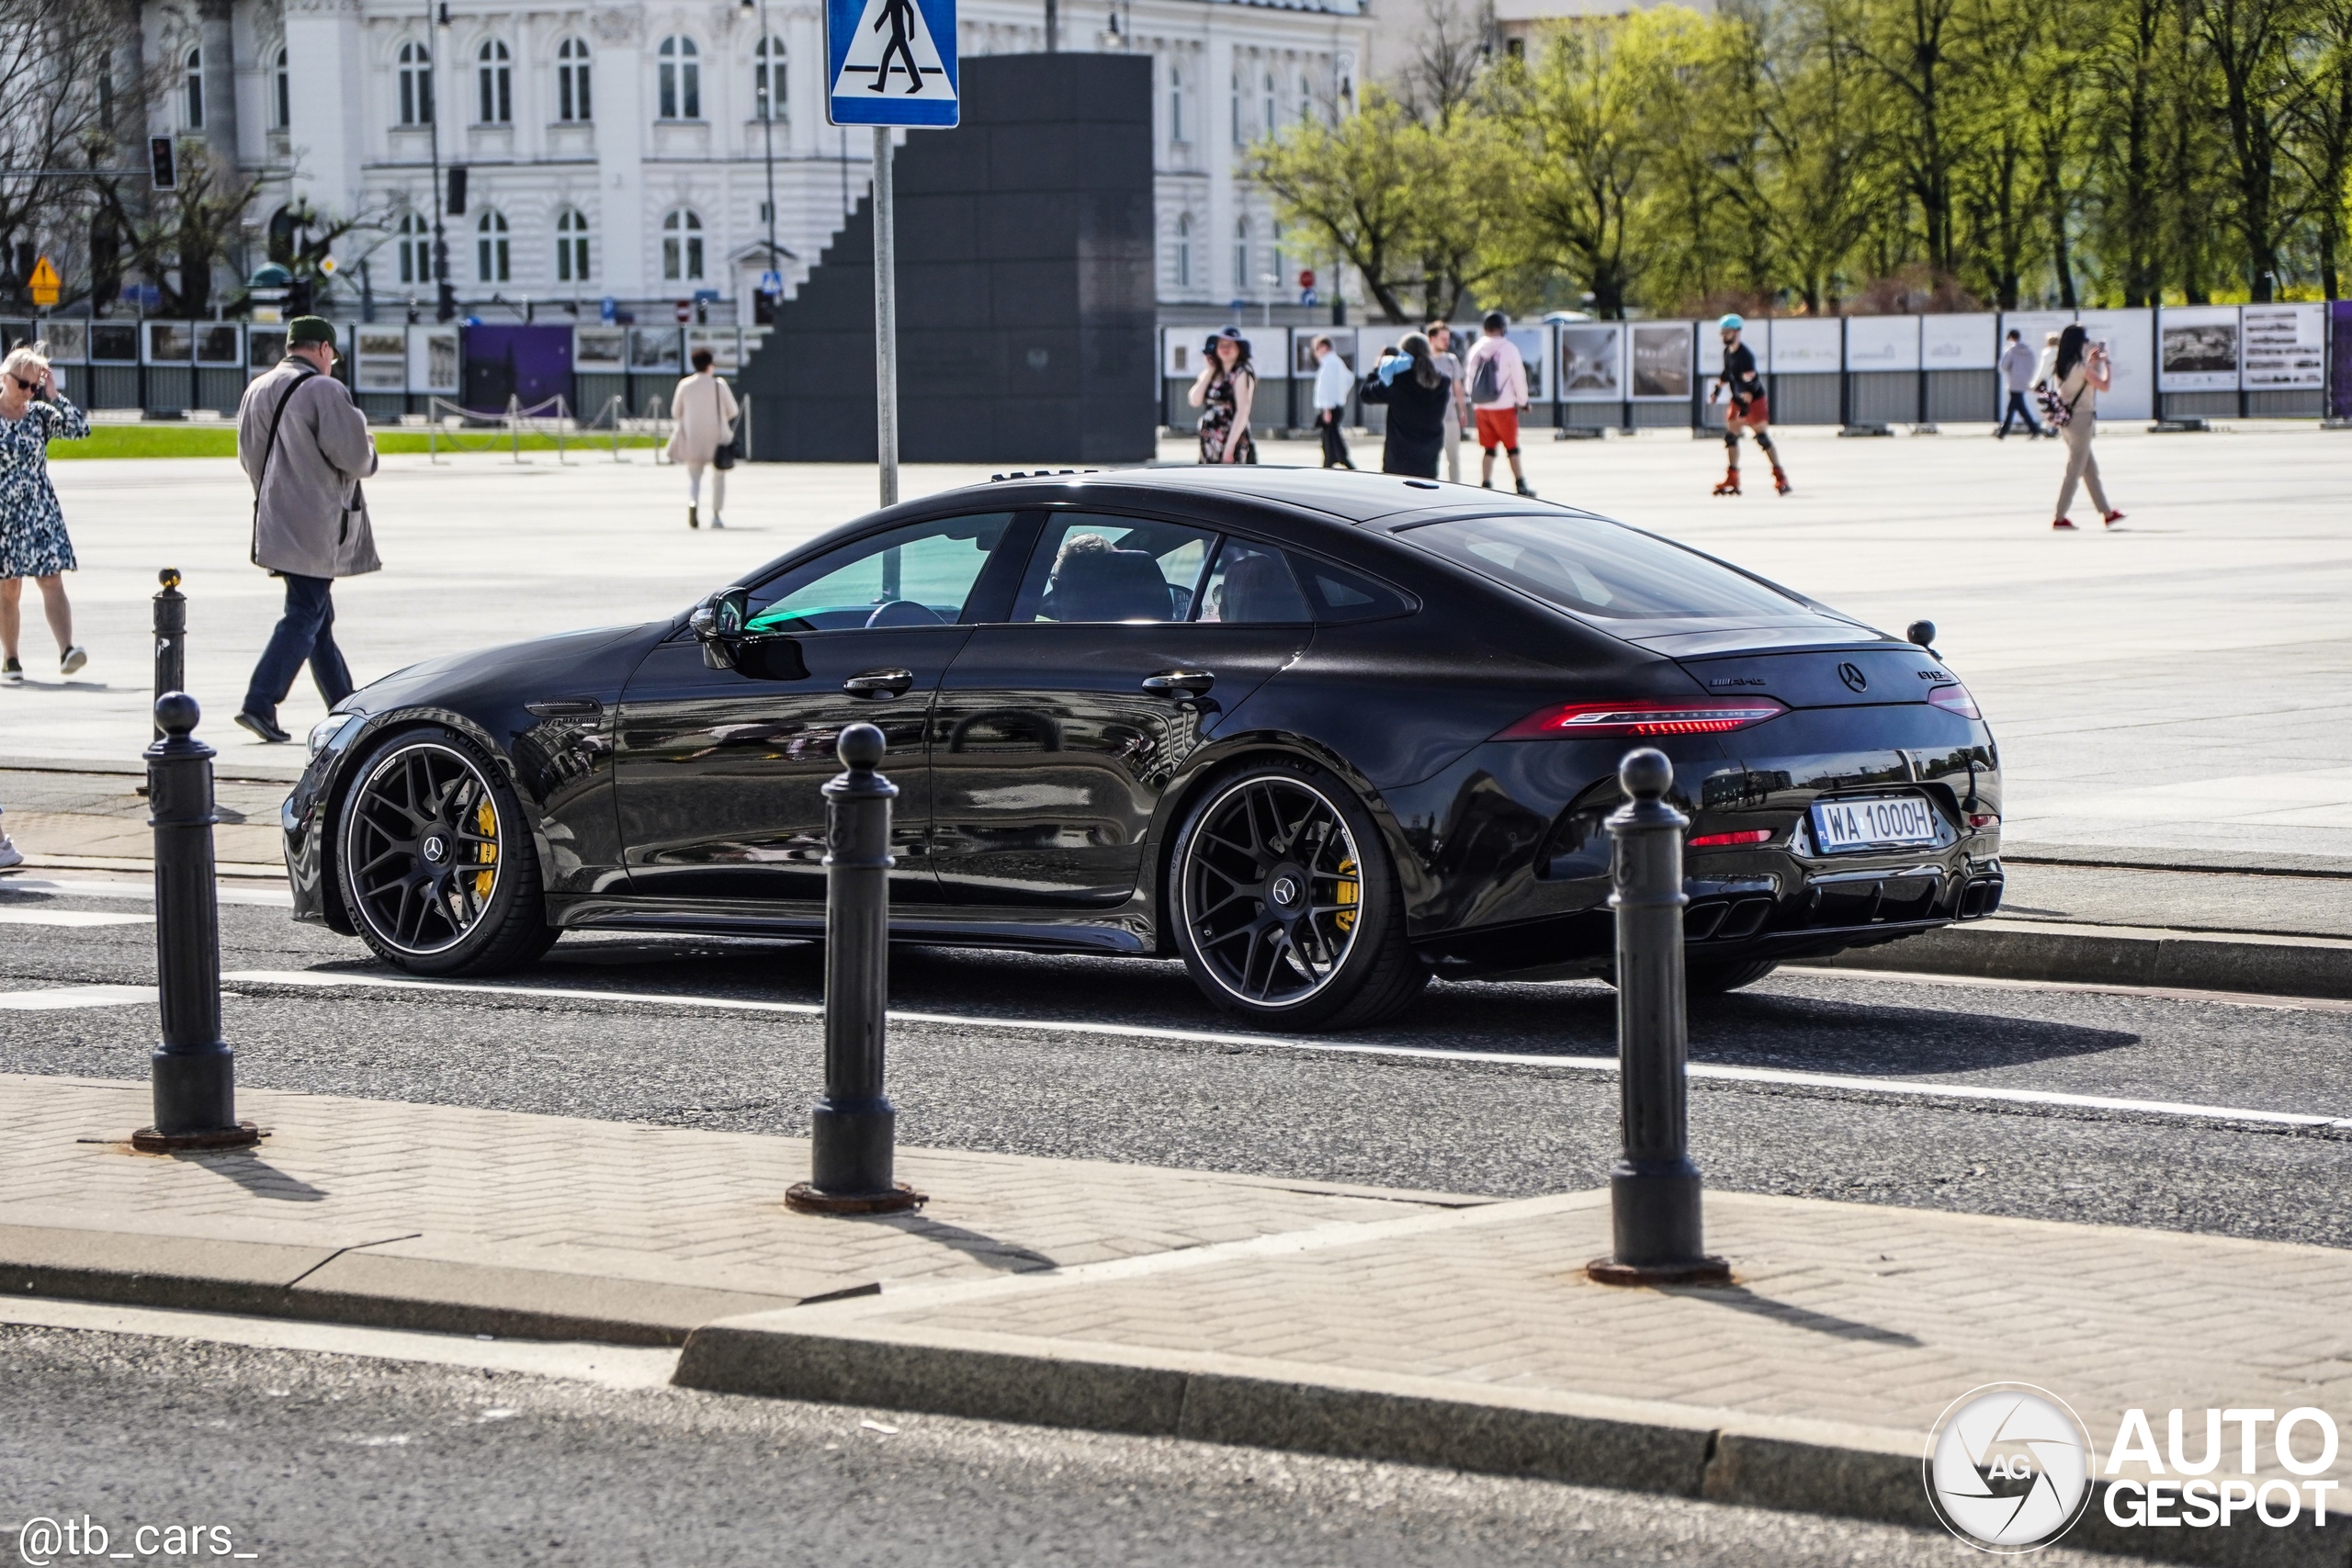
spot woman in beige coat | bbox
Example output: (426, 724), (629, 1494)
(668, 348), (740, 529)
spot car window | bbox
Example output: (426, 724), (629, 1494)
(1291, 555), (1413, 624)
(1399, 513), (1802, 621)
(1197, 539), (1310, 624)
(747, 513), (1017, 634)
(1011, 513), (1216, 624)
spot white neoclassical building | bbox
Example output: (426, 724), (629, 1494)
(147, 0), (1367, 324)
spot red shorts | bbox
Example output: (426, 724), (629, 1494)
(1474, 407), (1520, 452)
(1727, 393), (1770, 427)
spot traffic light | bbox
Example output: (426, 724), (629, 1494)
(149, 136), (176, 191)
(446, 166), (468, 217)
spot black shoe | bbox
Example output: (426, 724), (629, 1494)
(1516, 480), (1538, 499)
(235, 709), (292, 744)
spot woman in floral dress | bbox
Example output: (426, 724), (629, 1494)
(0, 344), (89, 683)
(1187, 328), (1257, 465)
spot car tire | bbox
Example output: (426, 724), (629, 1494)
(1168, 758), (1428, 1032)
(1686, 958), (1778, 995)
(334, 725), (557, 976)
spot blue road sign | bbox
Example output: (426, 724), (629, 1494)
(827, 0), (957, 128)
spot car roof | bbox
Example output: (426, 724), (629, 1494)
(956, 464), (1556, 528)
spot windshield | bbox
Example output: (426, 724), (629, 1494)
(1398, 513), (1807, 622)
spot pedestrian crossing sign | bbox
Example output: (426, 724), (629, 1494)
(827, 0), (957, 128)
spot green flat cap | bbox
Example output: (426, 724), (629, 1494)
(287, 316), (335, 347)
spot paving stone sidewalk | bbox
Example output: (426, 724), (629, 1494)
(3, 1071), (2347, 1564)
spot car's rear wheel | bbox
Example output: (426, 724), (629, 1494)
(1687, 958), (1778, 995)
(1170, 760), (1427, 1032)
(335, 727), (556, 976)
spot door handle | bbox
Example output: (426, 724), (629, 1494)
(1141, 670), (1216, 696)
(842, 668), (915, 699)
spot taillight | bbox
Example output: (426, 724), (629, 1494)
(1690, 829), (1773, 847)
(1498, 697), (1787, 740)
(1927, 683), (1981, 719)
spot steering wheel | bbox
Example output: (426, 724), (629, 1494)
(865, 598), (945, 629)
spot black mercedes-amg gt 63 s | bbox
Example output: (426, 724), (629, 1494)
(284, 466), (2002, 1030)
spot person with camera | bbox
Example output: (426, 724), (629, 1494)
(669, 346), (740, 528)
(1358, 333), (1453, 479)
(0, 344), (91, 685)
(2045, 324), (2125, 531)
(1189, 327), (1257, 465)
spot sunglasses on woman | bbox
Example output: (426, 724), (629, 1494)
(7, 374), (39, 392)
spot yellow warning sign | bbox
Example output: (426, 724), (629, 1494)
(28, 255), (60, 309)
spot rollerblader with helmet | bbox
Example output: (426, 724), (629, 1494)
(1707, 314), (1789, 496)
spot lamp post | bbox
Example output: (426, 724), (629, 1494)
(427, 0), (455, 322)
(743, 0), (782, 318)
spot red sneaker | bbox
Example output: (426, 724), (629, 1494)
(2102, 509), (2125, 525)
(2052, 518), (2078, 531)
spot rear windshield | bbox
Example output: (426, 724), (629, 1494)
(1398, 513), (1804, 621)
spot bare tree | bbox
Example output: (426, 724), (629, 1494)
(1400, 0), (1492, 128)
(0, 0), (136, 306)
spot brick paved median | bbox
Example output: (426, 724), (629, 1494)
(4, 1071), (2346, 1564)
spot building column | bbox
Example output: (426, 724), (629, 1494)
(592, 7), (646, 298)
(283, 0), (366, 223)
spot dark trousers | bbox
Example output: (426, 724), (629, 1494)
(1317, 407), (1353, 469)
(1998, 390), (2044, 437)
(243, 572), (353, 718)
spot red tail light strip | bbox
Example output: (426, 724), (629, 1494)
(1927, 683), (1982, 719)
(1498, 697), (1789, 740)
(1689, 829), (1773, 847)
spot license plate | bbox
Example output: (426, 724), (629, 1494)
(1809, 795), (1942, 853)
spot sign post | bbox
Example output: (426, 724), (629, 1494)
(827, 0), (957, 508)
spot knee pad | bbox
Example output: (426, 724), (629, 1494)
(1724, 433), (1740, 454)
(1754, 433), (1776, 454)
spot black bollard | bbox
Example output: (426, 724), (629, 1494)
(786, 723), (923, 1214)
(1587, 748), (1728, 1287)
(152, 569), (186, 745)
(131, 694), (260, 1154)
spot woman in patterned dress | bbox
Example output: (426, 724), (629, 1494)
(0, 344), (89, 683)
(1187, 328), (1257, 465)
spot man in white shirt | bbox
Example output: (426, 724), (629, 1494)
(1309, 335), (1355, 470)
(1461, 312), (1535, 497)
(1996, 328), (2045, 439)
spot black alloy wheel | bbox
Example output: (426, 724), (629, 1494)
(1170, 761), (1426, 1031)
(336, 728), (555, 975)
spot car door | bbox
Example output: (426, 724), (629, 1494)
(931, 513), (1315, 908)
(615, 512), (1025, 906)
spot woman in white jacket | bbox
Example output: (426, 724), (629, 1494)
(668, 348), (740, 529)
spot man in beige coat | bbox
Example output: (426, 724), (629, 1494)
(233, 317), (380, 743)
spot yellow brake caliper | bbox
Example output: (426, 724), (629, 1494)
(1333, 857), (1358, 935)
(472, 798), (498, 899)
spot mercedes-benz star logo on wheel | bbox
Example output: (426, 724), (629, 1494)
(1838, 661), (1869, 693)
(1925, 1383), (2093, 1553)
(422, 835), (448, 863)
(1271, 875), (1299, 906)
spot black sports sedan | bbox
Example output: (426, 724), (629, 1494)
(284, 467), (2002, 1030)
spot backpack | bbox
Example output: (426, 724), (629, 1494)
(2034, 372), (2078, 430)
(1470, 347), (1502, 405)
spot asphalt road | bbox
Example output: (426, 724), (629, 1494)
(4, 878), (2348, 1249)
(0, 1317), (2131, 1568)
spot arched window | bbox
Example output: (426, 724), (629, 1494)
(398, 40), (433, 126)
(477, 39), (512, 124)
(1174, 214), (1192, 289)
(396, 211), (434, 285)
(184, 46), (204, 130)
(274, 46), (290, 129)
(662, 208), (704, 281)
(753, 36), (786, 121)
(476, 209), (510, 283)
(1168, 63), (1185, 142)
(1233, 215), (1250, 292)
(555, 209), (591, 283)
(556, 38), (592, 121)
(1263, 71), (1276, 135)
(657, 36), (700, 120)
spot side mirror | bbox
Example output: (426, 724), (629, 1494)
(1905, 620), (1939, 656)
(693, 588), (751, 670)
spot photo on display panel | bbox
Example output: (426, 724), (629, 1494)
(2240, 306), (2324, 389)
(574, 328), (626, 372)
(41, 321), (87, 363)
(356, 328), (408, 390)
(424, 332), (459, 391)
(2162, 321), (2237, 378)
(1558, 326), (1622, 398)
(1630, 323), (1691, 399)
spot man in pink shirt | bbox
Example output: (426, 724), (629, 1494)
(1461, 312), (1535, 498)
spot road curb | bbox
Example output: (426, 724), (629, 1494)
(1815, 919), (2352, 1000)
(671, 1317), (2347, 1567)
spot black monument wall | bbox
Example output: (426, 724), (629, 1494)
(741, 53), (1156, 465)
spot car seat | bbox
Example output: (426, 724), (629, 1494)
(1049, 549), (1176, 623)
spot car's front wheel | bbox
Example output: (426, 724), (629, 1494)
(1169, 760), (1427, 1032)
(335, 726), (556, 976)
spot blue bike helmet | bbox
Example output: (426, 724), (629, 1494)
(1718, 312), (1745, 333)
